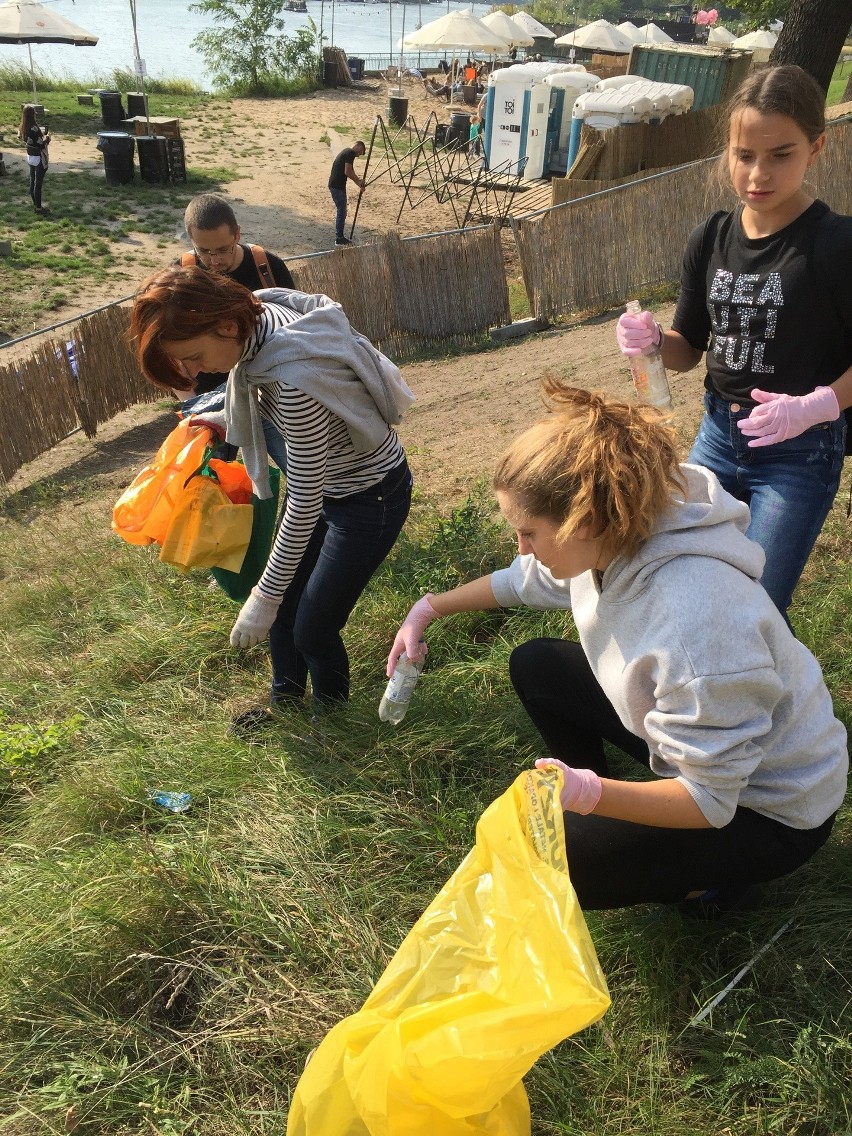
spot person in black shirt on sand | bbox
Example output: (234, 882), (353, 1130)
(328, 141), (366, 247)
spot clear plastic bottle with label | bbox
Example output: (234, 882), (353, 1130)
(379, 651), (424, 724)
(624, 300), (673, 412)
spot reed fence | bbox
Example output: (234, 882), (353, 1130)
(289, 224), (510, 361)
(2, 119), (848, 484)
(0, 305), (156, 483)
(513, 117), (852, 323)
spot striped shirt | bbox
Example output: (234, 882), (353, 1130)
(246, 304), (405, 602)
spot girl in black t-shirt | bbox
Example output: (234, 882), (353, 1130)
(617, 65), (852, 624)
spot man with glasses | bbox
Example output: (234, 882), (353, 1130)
(172, 194), (293, 470)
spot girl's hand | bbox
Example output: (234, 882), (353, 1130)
(616, 310), (663, 357)
(386, 594), (440, 676)
(737, 387), (840, 448)
(535, 758), (602, 814)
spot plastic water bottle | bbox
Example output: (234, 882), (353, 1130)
(624, 300), (673, 412)
(379, 651), (423, 724)
(146, 790), (192, 813)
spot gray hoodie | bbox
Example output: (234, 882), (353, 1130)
(491, 464), (848, 829)
(224, 288), (414, 498)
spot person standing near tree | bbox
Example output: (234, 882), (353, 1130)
(19, 105), (50, 214)
(328, 140), (366, 247)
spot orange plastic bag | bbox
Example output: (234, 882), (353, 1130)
(158, 471), (253, 573)
(112, 418), (214, 547)
(287, 768), (610, 1136)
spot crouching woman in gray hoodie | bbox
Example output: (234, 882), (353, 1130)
(387, 378), (847, 911)
(131, 265), (413, 730)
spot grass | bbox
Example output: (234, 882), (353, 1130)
(0, 87), (237, 335)
(0, 464), (849, 1135)
(827, 57), (851, 105)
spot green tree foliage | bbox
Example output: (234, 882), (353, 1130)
(189, 0), (320, 94)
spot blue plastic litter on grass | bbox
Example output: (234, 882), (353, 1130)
(147, 790), (192, 813)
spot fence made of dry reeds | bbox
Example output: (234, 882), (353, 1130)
(289, 224), (511, 360)
(513, 118), (852, 323)
(0, 304), (158, 483)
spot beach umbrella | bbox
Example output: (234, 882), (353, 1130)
(510, 11), (557, 40)
(554, 20), (634, 55)
(616, 21), (646, 44)
(708, 25), (737, 44)
(0, 0), (97, 100)
(637, 22), (674, 43)
(481, 10), (534, 49)
(731, 28), (778, 48)
(402, 9), (511, 53)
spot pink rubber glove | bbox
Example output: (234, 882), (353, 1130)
(616, 310), (663, 357)
(736, 387), (840, 448)
(535, 758), (602, 815)
(386, 594), (440, 677)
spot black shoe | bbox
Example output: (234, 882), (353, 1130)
(228, 706), (282, 736)
(677, 883), (764, 921)
(334, 237), (353, 246)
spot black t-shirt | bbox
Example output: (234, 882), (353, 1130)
(328, 148), (358, 190)
(184, 244), (295, 394)
(672, 200), (852, 405)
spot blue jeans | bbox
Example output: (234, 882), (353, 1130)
(329, 186), (348, 241)
(180, 384), (288, 474)
(688, 391), (846, 618)
(268, 460), (412, 706)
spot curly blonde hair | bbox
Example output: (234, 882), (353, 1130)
(492, 377), (686, 560)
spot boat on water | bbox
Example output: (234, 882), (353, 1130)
(285, 0), (308, 10)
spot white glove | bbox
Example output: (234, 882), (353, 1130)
(189, 409), (227, 439)
(230, 587), (281, 649)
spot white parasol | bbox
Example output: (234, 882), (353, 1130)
(481, 10), (534, 50)
(637, 22), (674, 43)
(510, 11), (557, 41)
(554, 20), (634, 55)
(731, 28), (778, 48)
(615, 21), (645, 44)
(0, 0), (97, 100)
(708, 25), (737, 44)
(402, 10), (511, 53)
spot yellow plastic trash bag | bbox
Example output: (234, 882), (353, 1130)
(112, 418), (214, 547)
(158, 471), (253, 573)
(287, 768), (610, 1136)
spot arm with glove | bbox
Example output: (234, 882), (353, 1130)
(615, 308), (704, 374)
(386, 575), (500, 676)
(736, 372), (851, 448)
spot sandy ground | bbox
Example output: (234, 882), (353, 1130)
(5, 82), (710, 502)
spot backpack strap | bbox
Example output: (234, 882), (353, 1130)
(249, 244), (275, 289)
(180, 250), (198, 267)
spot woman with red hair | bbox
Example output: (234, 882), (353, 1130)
(130, 265), (413, 730)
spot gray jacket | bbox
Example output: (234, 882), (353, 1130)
(491, 464), (848, 829)
(224, 289), (414, 497)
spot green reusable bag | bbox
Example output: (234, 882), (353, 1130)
(211, 465), (281, 601)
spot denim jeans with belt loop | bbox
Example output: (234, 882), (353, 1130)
(688, 391), (846, 620)
(268, 459), (413, 707)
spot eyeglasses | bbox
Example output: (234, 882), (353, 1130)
(193, 240), (237, 260)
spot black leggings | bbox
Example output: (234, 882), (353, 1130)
(29, 161), (46, 208)
(509, 639), (835, 910)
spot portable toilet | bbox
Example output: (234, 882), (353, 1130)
(567, 88), (654, 171)
(485, 67), (561, 180)
(543, 71), (600, 175)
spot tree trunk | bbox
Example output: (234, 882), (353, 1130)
(769, 0), (852, 92)
(772, 0), (852, 90)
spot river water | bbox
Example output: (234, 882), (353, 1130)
(5, 0), (496, 88)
